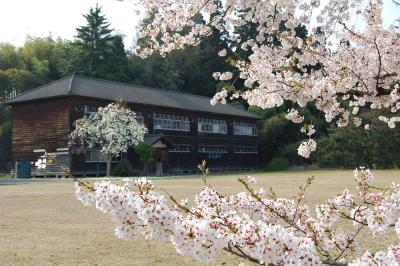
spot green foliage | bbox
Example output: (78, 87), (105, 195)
(0, 103), (10, 170)
(127, 53), (183, 91)
(255, 101), (329, 168)
(0, 43), (19, 70)
(134, 143), (154, 166)
(73, 5), (129, 81)
(276, 142), (309, 165)
(317, 119), (400, 169)
(257, 110), (306, 166)
(128, 29), (229, 97)
(111, 160), (134, 177)
(266, 157), (290, 171)
(75, 5), (112, 71)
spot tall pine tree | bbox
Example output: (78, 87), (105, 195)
(74, 5), (128, 80)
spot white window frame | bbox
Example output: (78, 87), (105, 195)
(135, 111), (145, 125)
(198, 118), (227, 134)
(233, 146), (258, 154)
(84, 105), (97, 118)
(153, 113), (190, 131)
(85, 148), (127, 162)
(169, 144), (193, 153)
(233, 122), (258, 136)
(198, 145), (228, 154)
(198, 145), (228, 159)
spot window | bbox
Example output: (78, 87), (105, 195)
(85, 149), (106, 162)
(198, 118), (227, 134)
(198, 145), (228, 153)
(233, 122), (258, 136)
(84, 105), (97, 118)
(208, 152), (222, 159)
(85, 149), (127, 162)
(153, 113), (190, 131)
(73, 105), (97, 118)
(198, 145), (227, 159)
(233, 146), (258, 154)
(170, 144), (192, 153)
(136, 111), (145, 124)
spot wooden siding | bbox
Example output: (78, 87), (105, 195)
(68, 96), (259, 174)
(11, 98), (70, 162)
(166, 136), (258, 171)
(10, 95), (259, 174)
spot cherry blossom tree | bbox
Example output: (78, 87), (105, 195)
(68, 161), (400, 265)
(57, 0), (400, 264)
(70, 101), (147, 176)
(132, 0), (400, 158)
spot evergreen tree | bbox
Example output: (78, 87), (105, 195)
(74, 5), (128, 80)
(104, 35), (129, 82)
(0, 43), (19, 70)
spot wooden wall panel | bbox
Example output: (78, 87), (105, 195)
(11, 98), (70, 162)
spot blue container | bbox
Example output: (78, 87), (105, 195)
(15, 161), (31, 179)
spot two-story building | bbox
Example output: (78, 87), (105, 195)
(5, 75), (260, 176)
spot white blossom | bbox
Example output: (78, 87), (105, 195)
(396, 218), (400, 238)
(70, 102), (148, 176)
(218, 49), (227, 57)
(301, 124), (316, 137)
(219, 71), (233, 81)
(74, 167), (400, 265)
(297, 139), (317, 158)
(354, 167), (374, 184)
(285, 109), (304, 123)
(34, 158), (46, 169)
(130, 0), (400, 157)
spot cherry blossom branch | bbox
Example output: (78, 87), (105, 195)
(334, 226), (364, 262)
(238, 177), (338, 262)
(35, 151), (400, 265)
(223, 244), (263, 265)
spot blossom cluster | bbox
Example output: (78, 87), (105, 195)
(130, 0), (400, 158)
(285, 109), (304, 124)
(34, 158), (46, 169)
(70, 102), (148, 158)
(297, 139), (317, 158)
(75, 168), (400, 265)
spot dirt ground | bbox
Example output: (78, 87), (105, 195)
(1, 169), (399, 266)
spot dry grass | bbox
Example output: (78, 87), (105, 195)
(1, 169), (400, 266)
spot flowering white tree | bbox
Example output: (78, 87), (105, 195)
(70, 102), (147, 177)
(62, 0), (400, 264)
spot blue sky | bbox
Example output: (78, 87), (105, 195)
(0, 0), (399, 50)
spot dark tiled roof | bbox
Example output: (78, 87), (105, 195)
(144, 134), (174, 148)
(5, 75), (259, 119)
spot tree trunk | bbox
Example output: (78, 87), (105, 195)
(106, 153), (112, 177)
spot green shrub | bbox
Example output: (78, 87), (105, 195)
(111, 160), (134, 177)
(266, 157), (290, 171)
(317, 120), (400, 169)
(134, 142), (154, 174)
(277, 142), (310, 165)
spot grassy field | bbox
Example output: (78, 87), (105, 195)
(1, 169), (400, 266)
